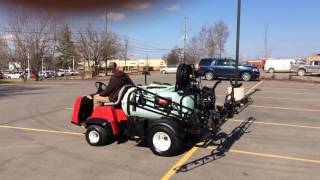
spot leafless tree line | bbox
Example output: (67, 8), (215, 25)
(163, 20), (230, 65)
(186, 20), (229, 63)
(0, 10), (125, 77)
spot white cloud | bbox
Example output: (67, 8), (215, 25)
(167, 4), (180, 11)
(125, 1), (152, 10)
(106, 12), (126, 22)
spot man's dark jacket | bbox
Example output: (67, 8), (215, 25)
(99, 71), (135, 102)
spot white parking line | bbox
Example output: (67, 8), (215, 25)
(250, 105), (320, 112)
(0, 125), (83, 136)
(230, 119), (320, 129)
(206, 147), (320, 164)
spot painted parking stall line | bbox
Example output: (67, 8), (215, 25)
(260, 90), (319, 96)
(0, 125), (83, 136)
(253, 96), (320, 103)
(230, 119), (320, 129)
(229, 119), (320, 130)
(250, 105), (320, 112)
(206, 147), (320, 164)
(161, 147), (199, 180)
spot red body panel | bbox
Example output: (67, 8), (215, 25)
(71, 96), (128, 135)
(91, 106), (119, 134)
(71, 96), (83, 125)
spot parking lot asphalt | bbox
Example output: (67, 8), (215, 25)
(0, 73), (320, 180)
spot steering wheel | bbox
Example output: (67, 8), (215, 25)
(95, 81), (107, 94)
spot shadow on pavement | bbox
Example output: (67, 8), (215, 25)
(175, 117), (256, 173)
(0, 85), (48, 98)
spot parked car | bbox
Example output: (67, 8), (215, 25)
(39, 71), (55, 78)
(69, 70), (78, 76)
(160, 65), (178, 74)
(56, 69), (77, 77)
(198, 58), (260, 81)
(264, 59), (295, 73)
(6, 71), (23, 79)
(56, 70), (66, 77)
(290, 60), (320, 76)
(20, 71), (38, 79)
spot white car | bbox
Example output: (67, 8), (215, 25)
(69, 70), (78, 76)
(56, 70), (66, 77)
(6, 72), (23, 79)
(39, 71), (55, 78)
(160, 65), (178, 74)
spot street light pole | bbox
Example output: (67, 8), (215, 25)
(72, 56), (75, 71)
(41, 57), (44, 72)
(235, 0), (242, 86)
(27, 52), (30, 79)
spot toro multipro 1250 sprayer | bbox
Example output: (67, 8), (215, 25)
(71, 64), (252, 156)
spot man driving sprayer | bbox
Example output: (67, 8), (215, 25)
(93, 62), (135, 107)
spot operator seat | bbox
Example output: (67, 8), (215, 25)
(103, 85), (133, 107)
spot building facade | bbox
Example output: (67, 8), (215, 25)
(306, 53), (320, 63)
(80, 59), (167, 72)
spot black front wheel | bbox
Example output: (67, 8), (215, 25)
(297, 69), (306, 76)
(147, 125), (182, 156)
(85, 125), (113, 146)
(205, 71), (215, 80)
(241, 72), (252, 81)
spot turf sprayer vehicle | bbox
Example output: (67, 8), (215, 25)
(71, 64), (253, 156)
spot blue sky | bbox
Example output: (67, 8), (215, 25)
(1, 0), (320, 60)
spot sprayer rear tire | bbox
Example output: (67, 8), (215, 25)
(148, 125), (182, 156)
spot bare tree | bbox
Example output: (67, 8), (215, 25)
(76, 24), (123, 76)
(102, 31), (122, 75)
(186, 21), (229, 62)
(163, 47), (180, 65)
(119, 37), (129, 71)
(213, 20), (229, 57)
(185, 25), (211, 63)
(77, 25), (105, 76)
(0, 36), (10, 70)
(56, 23), (76, 69)
(6, 10), (57, 80)
(264, 24), (272, 59)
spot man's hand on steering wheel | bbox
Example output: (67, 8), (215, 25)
(95, 81), (107, 94)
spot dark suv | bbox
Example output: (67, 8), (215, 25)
(198, 58), (260, 81)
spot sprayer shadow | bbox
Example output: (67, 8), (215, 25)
(175, 117), (256, 173)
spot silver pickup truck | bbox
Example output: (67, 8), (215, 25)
(291, 61), (320, 76)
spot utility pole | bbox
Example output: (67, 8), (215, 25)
(219, 38), (222, 58)
(72, 56), (75, 71)
(264, 24), (269, 59)
(143, 54), (150, 85)
(124, 37), (128, 71)
(105, 9), (109, 76)
(146, 54), (149, 70)
(183, 16), (187, 64)
(235, 0), (241, 86)
(41, 57), (44, 72)
(27, 52), (30, 79)
(53, 24), (58, 79)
